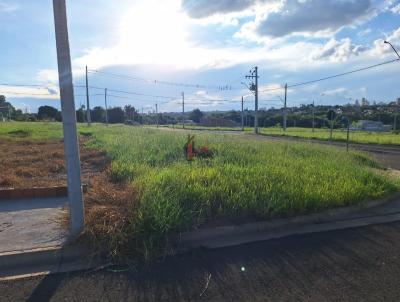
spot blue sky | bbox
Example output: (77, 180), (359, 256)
(0, 0), (400, 113)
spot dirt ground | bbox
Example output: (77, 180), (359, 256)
(0, 138), (109, 189)
(0, 138), (136, 256)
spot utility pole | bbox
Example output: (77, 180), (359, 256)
(53, 0), (84, 237)
(85, 65), (91, 126)
(245, 67), (259, 134)
(104, 88), (108, 126)
(241, 96), (244, 131)
(312, 100), (315, 133)
(156, 103), (159, 128)
(283, 83), (288, 131)
(182, 92), (185, 129)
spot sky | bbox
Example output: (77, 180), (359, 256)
(0, 0), (400, 113)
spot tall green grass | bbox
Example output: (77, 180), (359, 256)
(260, 127), (400, 145)
(84, 125), (398, 254)
(1, 122), (398, 257)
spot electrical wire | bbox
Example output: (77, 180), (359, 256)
(88, 69), (239, 91)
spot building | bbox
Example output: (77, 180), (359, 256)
(355, 120), (392, 132)
(361, 98), (369, 107)
(200, 117), (236, 127)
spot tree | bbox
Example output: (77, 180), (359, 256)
(91, 106), (105, 122)
(189, 109), (204, 123)
(38, 105), (59, 120)
(124, 105), (137, 121)
(0, 95), (15, 120)
(76, 106), (85, 123)
(108, 107), (125, 124)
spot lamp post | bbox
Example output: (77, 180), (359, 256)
(384, 41), (400, 60)
(384, 41), (400, 131)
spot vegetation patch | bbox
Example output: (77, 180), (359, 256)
(7, 129), (31, 138)
(1, 122), (399, 261)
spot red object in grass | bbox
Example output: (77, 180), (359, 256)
(187, 143), (194, 161)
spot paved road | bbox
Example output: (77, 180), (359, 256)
(2, 221), (400, 301)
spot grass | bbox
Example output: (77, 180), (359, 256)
(259, 127), (400, 145)
(161, 124), (400, 145)
(1, 121), (399, 259)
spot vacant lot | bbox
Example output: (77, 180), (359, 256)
(260, 127), (400, 145)
(0, 122), (398, 259)
(163, 125), (400, 145)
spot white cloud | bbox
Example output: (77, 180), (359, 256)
(370, 26), (400, 57)
(255, 0), (373, 38)
(311, 38), (368, 62)
(181, 0), (257, 18)
(0, 1), (19, 13)
(358, 28), (372, 37)
(391, 3), (400, 13)
(36, 69), (59, 85)
(0, 85), (59, 99)
(321, 87), (348, 96)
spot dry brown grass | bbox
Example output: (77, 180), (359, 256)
(0, 138), (110, 188)
(0, 138), (137, 260)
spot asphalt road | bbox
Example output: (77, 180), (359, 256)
(2, 221), (400, 301)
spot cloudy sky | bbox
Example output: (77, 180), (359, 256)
(0, 0), (400, 113)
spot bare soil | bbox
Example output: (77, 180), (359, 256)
(0, 138), (137, 257)
(0, 138), (109, 189)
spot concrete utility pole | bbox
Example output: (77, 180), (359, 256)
(245, 67), (259, 134)
(283, 83), (288, 131)
(53, 0), (84, 237)
(241, 96), (244, 131)
(156, 103), (159, 128)
(85, 65), (91, 126)
(182, 92), (185, 129)
(104, 88), (108, 126)
(312, 100), (315, 133)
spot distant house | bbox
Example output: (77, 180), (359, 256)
(200, 117), (236, 127)
(354, 120), (392, 132)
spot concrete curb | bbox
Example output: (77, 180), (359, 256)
(0, 185), (88, 200)
(175, 193), (400, 251)
(0, 243), (102, 281)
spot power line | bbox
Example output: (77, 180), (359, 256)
(0, 91), (55, 96)
(88, 69), (239, 91)
(0, 83), (51, 87)
(258, 58), (400, 93)
(288, 58), (400, 88)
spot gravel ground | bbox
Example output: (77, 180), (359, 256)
(2, 221), (400, 301)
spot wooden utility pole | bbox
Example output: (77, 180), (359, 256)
(53, 0), (84, 237)
(283, 83), (288, 131)
(241, 96), (244, 131)
(156, 103), (159, 128)
(182, 92), (185, 129)
(245, 67), (259, 134)
(85, 66), (91, 126)
(104, 88), (108, 126)
(312, 100), (315, 133)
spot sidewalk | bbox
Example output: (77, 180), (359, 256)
(0, 197), (99, 281)
(0, 197), (68, 253)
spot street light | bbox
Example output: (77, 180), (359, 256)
(384, 40), (400, 59)
(385, 41), (400, 131)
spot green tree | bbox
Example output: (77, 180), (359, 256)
(91, 106), (105, 122)
(108, 107), (125, 124)
(189, 109), (204, 123)
(38, 105), (59, 120)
